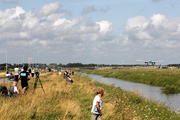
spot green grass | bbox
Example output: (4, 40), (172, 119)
(78, 68), (180, 92)
(91, 76), (180, 119)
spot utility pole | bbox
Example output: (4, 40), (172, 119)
(6, 50), (7, 72)
(16, 53), (18, 66)
(23, 54), (26, 67)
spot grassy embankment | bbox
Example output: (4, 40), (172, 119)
(0, 71), (180, 119)
(78, 68), (180, 93)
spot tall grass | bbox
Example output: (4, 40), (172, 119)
(0, 72), (82, 120)
(0, 71), (180, 119)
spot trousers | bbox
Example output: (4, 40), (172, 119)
(91, 113), (101, 120)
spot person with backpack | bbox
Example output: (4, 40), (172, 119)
(9, 81), (19, 96)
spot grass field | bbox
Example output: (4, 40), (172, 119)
(0, 71), (180, 119)
(78, 68), (180, 92)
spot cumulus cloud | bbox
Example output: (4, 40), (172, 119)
(96, 21), (113, 35)
(36, 2), (62, 18)
(1, 2), (180, 64)
(125, 14), (180, 49)
(0, 2), (116, 64)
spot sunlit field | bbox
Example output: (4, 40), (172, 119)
(0, 70), (180, 119)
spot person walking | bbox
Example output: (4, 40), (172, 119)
(18, 66), (31, 94)
(28, 68), (31, 77)
(32, 68), (34, 77)
(91, 87), (104, 120)
(14, 65), (19, 83)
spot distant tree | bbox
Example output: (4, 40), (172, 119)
(48, 63), (58, 69)
(0, 66), (4, 70)
(67, 63), (83, 67)
(58, 63), (62, 67)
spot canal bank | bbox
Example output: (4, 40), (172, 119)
(78, 69), (180, 92)
(77, 71), (180, 112)
(75, 72), (180, 119)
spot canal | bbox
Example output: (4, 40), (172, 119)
(78, 72), (180, 111)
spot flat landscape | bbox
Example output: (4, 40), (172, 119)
(0, 70), (180, 120)
(78, 67), (180, 92)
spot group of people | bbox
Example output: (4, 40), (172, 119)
(6, 66), (31, 95)
(5, 67), (104, 120)
(5, 66), (48, 96)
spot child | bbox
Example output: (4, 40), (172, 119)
(91, 87), (104, 120)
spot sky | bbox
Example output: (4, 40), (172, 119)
(0, 0), (180, 65)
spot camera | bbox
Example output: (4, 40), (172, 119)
(35, 72), (39, 78)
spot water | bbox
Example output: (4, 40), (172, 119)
(78, 72), (180, 111)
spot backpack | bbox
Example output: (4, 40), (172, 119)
(9, 86), (17, 97)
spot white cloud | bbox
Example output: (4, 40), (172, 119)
(39, 40), (47, 47)
(36, 2), (61, 18)
(96, 21), (113, 34)
(125, 14), (180, 48)
(150, 14), (167, 27)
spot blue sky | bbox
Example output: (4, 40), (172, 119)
(0, 0), (180, 65)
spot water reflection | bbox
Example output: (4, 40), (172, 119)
(78, 72), (180, 111)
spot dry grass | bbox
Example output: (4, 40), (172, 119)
(0, 71), (6, 79)
(0, 71), (116, 119)
(0, 72), (82, 120)
(1, 70), (179, 120)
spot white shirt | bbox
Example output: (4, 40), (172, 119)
(32, 69), (34, 73)
(14, 68), (19, 75)
(14, 86), (18, 93)
(91, 95), (102, 114)
(6, 74), (10, 77)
